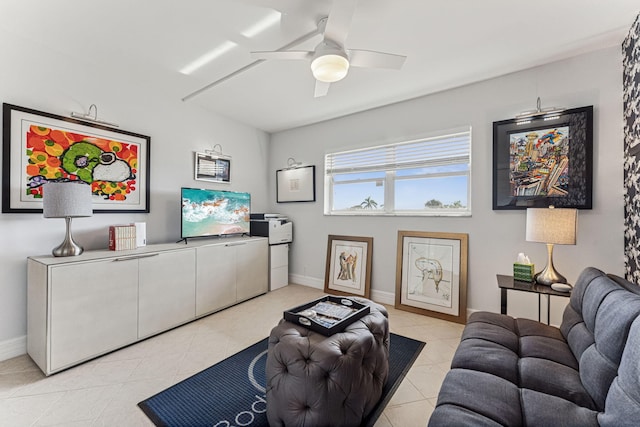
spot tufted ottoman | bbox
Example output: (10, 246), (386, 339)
(266, 297), (390, 427)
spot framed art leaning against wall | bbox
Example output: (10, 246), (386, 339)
(395, 230), (468, 324)
(325, 235), (373, 299)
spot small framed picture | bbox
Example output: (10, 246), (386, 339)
(276, 165), (316, 202)
(324, 235), (373, 299)
(395, 230), (468, 324)
(194, 152), (230, 183)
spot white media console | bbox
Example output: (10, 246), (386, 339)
(27, 236), (268, 375)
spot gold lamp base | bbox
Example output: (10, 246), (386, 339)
(534, 243), (567, 286)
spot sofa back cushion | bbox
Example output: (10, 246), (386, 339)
(560, 267), (640, 410)
(598, 316), (640, 426)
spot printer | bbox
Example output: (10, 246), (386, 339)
(250, 213), (292, 291)
(250, 213), (292, 245)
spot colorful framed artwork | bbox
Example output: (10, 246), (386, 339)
(395, 230), (468, 324)
(492, 105), (593, 210)
(324, 235), (373, 299)
(276, 165), (316, 202)
(2, 103), (150, 213)
(194, 152), (231, 183)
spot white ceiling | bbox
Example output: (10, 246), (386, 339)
(1, 0), (639, 133)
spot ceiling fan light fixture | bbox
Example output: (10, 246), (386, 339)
(311, 53), (349, 83)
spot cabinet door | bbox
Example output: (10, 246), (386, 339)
(196, 244), (236, 316)
(139, 250), (196, 338)
(236, 239), (268, 301)
(49, 258), (138, 372)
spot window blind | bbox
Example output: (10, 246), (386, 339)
(325, 131), (471, 175)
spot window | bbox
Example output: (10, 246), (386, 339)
(324, 129), (471, 216)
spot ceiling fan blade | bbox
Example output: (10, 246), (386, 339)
(251, 50), (312, 60)
(314, 80), (331, 97)
(323, 0), (358, 46)
(348, 49), (407, 69)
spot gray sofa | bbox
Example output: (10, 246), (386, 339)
(429, 267), (640, 427)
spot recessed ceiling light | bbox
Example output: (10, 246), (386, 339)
(241, 10), (281, 38)
(180, 41), (237, 75)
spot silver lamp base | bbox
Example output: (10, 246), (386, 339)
(534, 243), (567, 286)
(52, 217), (84, 257)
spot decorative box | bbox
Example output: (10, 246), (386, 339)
(284, 295), (370, 336)
(513, 263), (535, 282)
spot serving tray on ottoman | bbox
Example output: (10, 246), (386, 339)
(284, 295), (370, 336)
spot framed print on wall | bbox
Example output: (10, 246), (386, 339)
(2, 103), (151, 213)
(194, 151), (231, 183)
(395, 230), (468, 324)
(492, 105), (593, 210)
(324, 235), (373, 299)
(276, 165), (316, 202)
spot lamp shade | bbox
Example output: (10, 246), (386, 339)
(526, 207), (577, 245)
(43, 182), (93, 218)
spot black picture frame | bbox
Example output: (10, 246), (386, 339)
(2, 103), (151, 213)
(276, 165), (316, 203)
(492, 105), (593, 210)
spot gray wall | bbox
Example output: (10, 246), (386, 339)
(0, 29), (270, 360)
(268, 46), (625, 323)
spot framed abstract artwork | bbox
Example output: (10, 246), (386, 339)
(395, 230), (468, 324)
(2, 103), (150, 213)
(324, 235), (373, 299)
(276, 165), (316, 202)
(194, 151), (231, 183)
(492, 105), (593, 210)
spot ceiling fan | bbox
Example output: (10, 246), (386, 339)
(250, 0), (407, 97)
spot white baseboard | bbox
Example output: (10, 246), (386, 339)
(370, 289), (395, 306)
(0, 335), (27, 362)
(289, 273), (324, 289)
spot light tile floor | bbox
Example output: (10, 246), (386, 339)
(0, 284), (463, 426)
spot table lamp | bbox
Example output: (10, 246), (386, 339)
(43, 182), (93, 257)
(525, 207), (577, 285)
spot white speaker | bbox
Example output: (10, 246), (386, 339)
(134, 222), (146, 247)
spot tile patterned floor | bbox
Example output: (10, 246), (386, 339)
(0, 285), (463, 426)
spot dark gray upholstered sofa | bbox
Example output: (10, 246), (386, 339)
(266, 298), (389, 427)
(429, 267), (640, 426)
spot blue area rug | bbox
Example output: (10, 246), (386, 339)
(139, 333), (425, 427)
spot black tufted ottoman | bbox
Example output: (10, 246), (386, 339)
(266, 297), (390, 427)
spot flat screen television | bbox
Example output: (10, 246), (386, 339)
(181, 187), (250, 239)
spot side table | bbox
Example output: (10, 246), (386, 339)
(497, 274), (572, 325)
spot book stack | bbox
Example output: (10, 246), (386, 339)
(109, 224), (137, 251)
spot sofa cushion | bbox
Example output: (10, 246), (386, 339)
(519, 357), (595, 409)
(561, 268), (640, 410)
(598, 316), (640, 427)
(520, 389), (599, 427)
(451, 337), (519, 384)
(433, 369), (522, 426)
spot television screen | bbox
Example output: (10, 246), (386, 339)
(181, 187), (250, 239)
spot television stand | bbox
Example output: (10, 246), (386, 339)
(27, 237), (268, 375)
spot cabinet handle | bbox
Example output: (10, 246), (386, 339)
(113, 253), (160, 262)
(225, 242), (247, 247)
